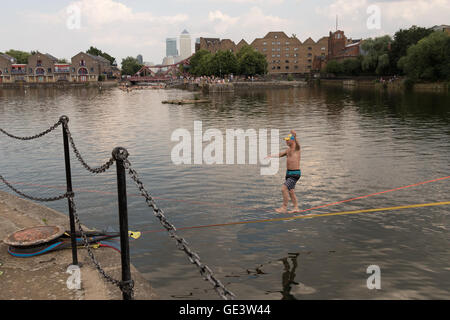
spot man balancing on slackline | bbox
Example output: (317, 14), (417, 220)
(266, 130), (301, 214)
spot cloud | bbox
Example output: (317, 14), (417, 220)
(205, 7), (292, 41)
(316, 0), (450, 37)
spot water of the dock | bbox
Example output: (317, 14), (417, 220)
(0, 190), (156, 300)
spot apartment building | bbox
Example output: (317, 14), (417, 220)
(251, 32), (328, 74)
(197, 31), (329, 74)
(0, 53), (16, 83)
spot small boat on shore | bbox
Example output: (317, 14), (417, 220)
(162, 99), (211, 105)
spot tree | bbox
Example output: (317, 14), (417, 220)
(210, 50), (238, 76)
(342, 58), (362, 75)
(398, 31), (450, 81)
(121, 57), (143, 75)
(236, 45), (267, 76)
(5, 49), (31, 64)
(189, 49), (213, 76)
(388, 25), (433, 74)
(325, 60), (343, 74)
(360, 35), (391, 75)
(87, 46), (116, 65)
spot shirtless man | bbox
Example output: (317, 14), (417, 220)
(267, 130), (301, 214)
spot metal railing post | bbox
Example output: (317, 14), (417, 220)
(112, 147), (133, 300)
(60, 115), (78, 266)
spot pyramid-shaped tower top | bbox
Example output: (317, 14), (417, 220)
(181, 29), (189, 34)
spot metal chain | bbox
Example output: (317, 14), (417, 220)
(123, 158), (235, 300)
(68, 196), (134, 298)
(0, 120), (62, 140)
(62, 121), (115, 174)
(0, 174), (69, 202)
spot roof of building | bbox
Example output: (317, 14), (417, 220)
(45, 53), (58, 61)
(0, 53), (16, 63)
(181, 29), (189, 34)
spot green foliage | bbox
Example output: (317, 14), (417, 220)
(236, 45), (267, 76)
(325, 60), (343, 74)
(342, 58), (361, 75)
(287, 74), (294, 81)
(398, 31), (450, 81)
(121, 57), (143, 75)
(57, 58), (69, 64)
(361, 35), (391, 75)
(189, 46), (266, 77)
(388, 25), (433, 74)
(86, 46), (116, 65)
(5, 49), (31, 64)
(210, 50), (238, 76)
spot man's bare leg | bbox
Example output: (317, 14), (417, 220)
(276, 185), (289, 213)
(288, 189), (300, 213)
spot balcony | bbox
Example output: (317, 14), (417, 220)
(54, 68), (70, 74)
(11, 69), (27, 75)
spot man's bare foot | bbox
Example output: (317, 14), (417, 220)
(275, 206), (288, 213)
(288, 208), (300, 214)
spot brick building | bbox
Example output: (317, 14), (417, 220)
(0, 53), (16, 83)
(196, 31), (329, 74)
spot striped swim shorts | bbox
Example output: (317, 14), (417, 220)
(284, 169), (301, 191)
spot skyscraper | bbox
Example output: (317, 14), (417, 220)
(166, 38), (178, 57)
(179, 29), (192, 59)
(136, 54), (143, 64)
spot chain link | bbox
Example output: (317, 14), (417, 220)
(123, 158), (235, 300)
(62, 121), (115, 174)
(68, 196), (135, 298)
(0, 120), (62, 140)
(0, 174), (70, 202)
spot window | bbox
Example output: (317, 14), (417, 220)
(80, 60), (86, 66)
(263, 42), (267, 45)
(272, 54), (276, 57)
(285, 66), (289, 70)
(285, 54), (289, 57)
(272, 48), (275, 51)
(277, 48), (280, 51)
(263, 48), (267, 51)
(272, 42), (275, 45)
(274, 35), (278, 39)
(48, 68), (52, 73)
(294, 65), (299, 69)
(72, 68), (76, 73)
(37, 60), (42, 67)
(307, 59), (312, 62)
(294, 53), (298, 57)
(29, 68), (33, 73)
(307, 53), (312, 57)
(277, 66), (280, 69)
(285, 47), (289, 50)
(272, 66), (276, 70)
(285, 60), (289, 63)
(321, 47), (326, 51)
(308, 47), (312, 50)
(294, 47), (299, 51)
(286, 41), (290, 45)
(90, 67), (94, 72)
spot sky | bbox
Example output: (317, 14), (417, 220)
(0, 0), (448, 66)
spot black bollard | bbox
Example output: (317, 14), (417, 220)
(112, 147), (133, 300)
(60, 115), (78, 266)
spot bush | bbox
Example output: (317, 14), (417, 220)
(287, 74), (294, 81)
